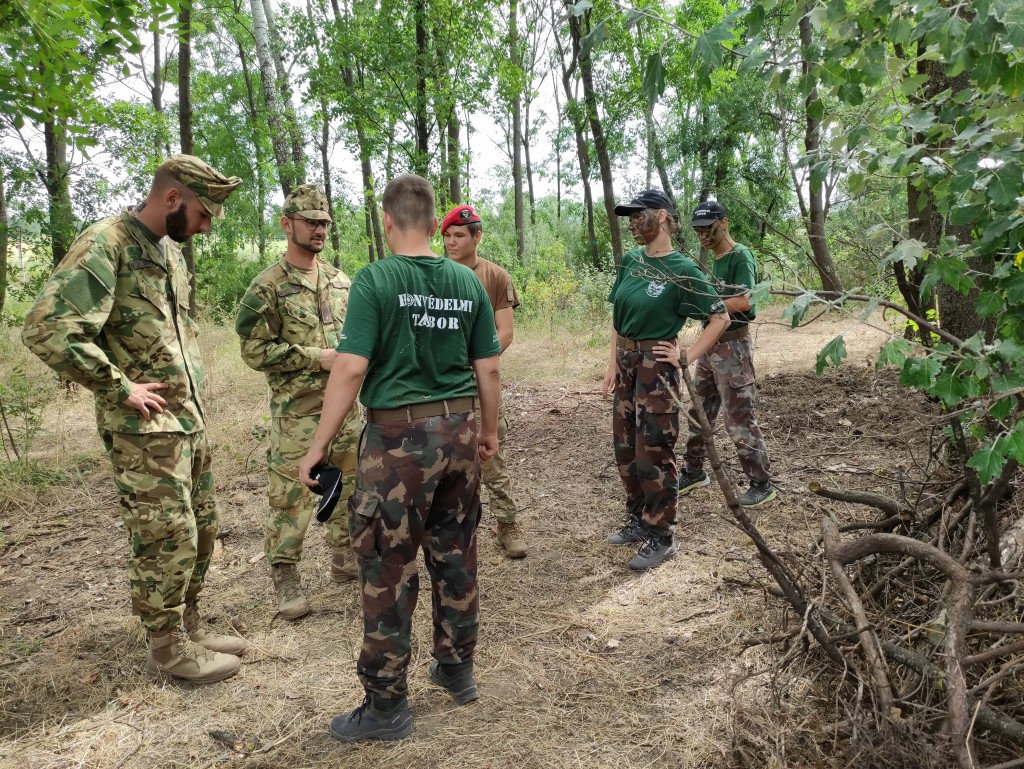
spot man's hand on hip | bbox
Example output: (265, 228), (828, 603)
(124, 382), (168, 420)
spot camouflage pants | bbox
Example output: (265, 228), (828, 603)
(349, 411), (481, 699)
(101, 430), (217, 633)
(612, 349), (680, 535)
(474, 402), (518, 523)
(684, 336), (771, 481)
(265, 409), (361, 564)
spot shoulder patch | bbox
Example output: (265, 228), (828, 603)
(128, 260), (155, 271)
(331, 277), (350, 289)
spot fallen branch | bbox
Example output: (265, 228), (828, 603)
(810, 482), (914, 520)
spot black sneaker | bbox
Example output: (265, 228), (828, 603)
(329, 694), (414, 743)
(740, 479), (777, 508)
(678, 466), (710, 496)
(606, 515), (645, 545)
(429, 659), (479, 704)
(628, 534), (678, 570)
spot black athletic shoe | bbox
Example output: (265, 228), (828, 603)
(329, 694), (414, 743)
(429, 659), (479, 704)
(606, 515), (645, 545)
(678, 466), (710, 495)
(628, 534), (678, 570)
(740, 479), (777, 508)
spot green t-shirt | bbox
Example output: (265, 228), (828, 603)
(607, 248), (725, 340)
(710, 243), (758, 333)
(338, 254), (501, 409)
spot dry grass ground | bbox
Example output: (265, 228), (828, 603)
(0, 308), (905, 769)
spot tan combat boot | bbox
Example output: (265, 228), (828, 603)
(330, 547), (359, 583)
(496, 521), (528, 559)
(271, 563), (309, 619)
(146, 629), (241, 684)
(183, 601), (248, 655)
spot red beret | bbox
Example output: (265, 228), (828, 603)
(441, 205), (482, 233)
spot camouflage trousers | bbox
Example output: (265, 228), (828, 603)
(349, 411), (481, 699)
(684, 335), (771, 481)
(265, 409), (361, 564)
(101, 430), (217, 633)
(612, 349), (681, 535)
(474, 402), (518, 523)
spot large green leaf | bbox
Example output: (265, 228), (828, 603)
(815, 335), (847, 375)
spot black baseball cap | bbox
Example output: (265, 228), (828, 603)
(614, 189), (676, 216)
(691, 201), (727, 226)
(311, 463), (344, 523)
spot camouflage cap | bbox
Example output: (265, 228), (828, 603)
(158, 154), (242, 220)
(283, 183), (332, 223)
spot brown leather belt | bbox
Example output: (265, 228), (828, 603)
(616, 337), (666, 351)
(367, 397), (475, 424)
(717, 325), (749, 343)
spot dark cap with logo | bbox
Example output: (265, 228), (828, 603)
(613, 189), (676, 216)
(441, 205), (482, 233)
(691, 200), (727, 226)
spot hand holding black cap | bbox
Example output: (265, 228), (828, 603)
(310, 463), (343, 523)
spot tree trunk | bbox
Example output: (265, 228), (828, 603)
(178, 0), (197, 315)
(552, 4), (599, 268)
(0, 160), (8, 317)
(250, 0), (296, 197)
(43, 119), (74, 268)
(235, 22), (267, 260)
(412, 0), (430, 177)
(510, 0), (526, 264)
(152, 27), (165, 158)
(447, 111), (461, 205)
(647, 112), (674, 209)
(261, 0), (305, 183)
(798, 8), (843, 293)
(572, 7), (623, 265)
(523, 96), (536, 226)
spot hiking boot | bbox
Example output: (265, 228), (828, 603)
(183, 601), (248, 655)
(740, 479), (778, 508)
(496, 521), (528, 558)
(429, 659), (479, 704)
(628, 534), (678, 571)
(329, 693), (414, 743)
(678, 465), (710, 495)
(607, 515), (645, 545)
(271, 563), (309, 620)
(330, 547), (359, 583)
(146, 629), (241, 684)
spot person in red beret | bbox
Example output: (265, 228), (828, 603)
(441, 205), (528, 559)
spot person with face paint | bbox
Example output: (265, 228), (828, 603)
(602, 190), (730, 570)
(679, 201), (777, 507)
(22, 155), (246, 684)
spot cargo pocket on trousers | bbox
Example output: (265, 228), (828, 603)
(728, 373), (756, 390)
(348, 488), (381, 559)
(640, 410), (680, 448)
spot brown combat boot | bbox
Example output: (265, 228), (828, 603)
(271, 563), (309, 620)
(183, 601), (248, 655)
(146, 629), (240, 684)
(330, 547), (359, 583)
(496, 521), (528, 559)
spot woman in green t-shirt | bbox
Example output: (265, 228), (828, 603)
(601, 190), (730, 570)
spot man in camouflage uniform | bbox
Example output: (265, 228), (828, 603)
(22, 155), (246, 684)
(297, 174), (501, 743)
(680, 201), (777, 507)
(441, 204), (527, 558)
(235, 183), (362, 620)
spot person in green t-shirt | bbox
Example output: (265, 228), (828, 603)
(602, 190), (730, 571)
(679, 200), (777, 508)
(297, 174), (501, 744)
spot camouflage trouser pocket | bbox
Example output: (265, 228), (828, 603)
(348, 488), (381, 559)
(728, 373), (755, 390)
(640, 410), (680, 448)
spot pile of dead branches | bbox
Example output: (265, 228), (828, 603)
(685, 367), (1024, 769)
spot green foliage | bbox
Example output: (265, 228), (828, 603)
(0, 365), (50, 460)
(194, 243), (277, 321)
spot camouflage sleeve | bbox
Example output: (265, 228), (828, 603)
(21, 239), (132, 405)
(235, 283), (321, 373)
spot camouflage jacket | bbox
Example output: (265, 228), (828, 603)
(22, 211), (207, 434)
(235, 258), (351, 417)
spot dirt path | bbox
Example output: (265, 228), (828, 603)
(0, 310), (912, 769)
